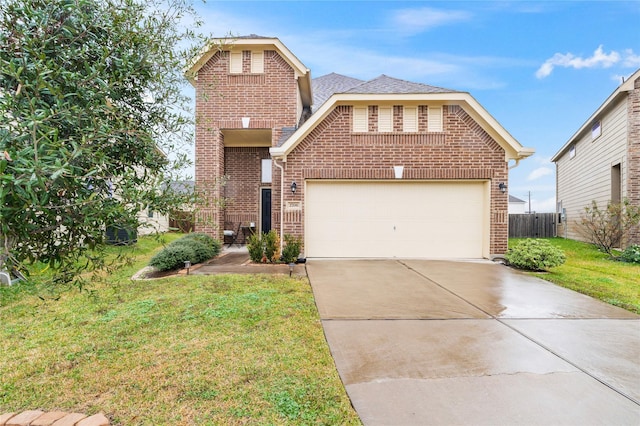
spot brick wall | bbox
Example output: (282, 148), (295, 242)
(194, 49), (301, 238)
(627, 75), (640, 245)
(278, 104), (510, 255)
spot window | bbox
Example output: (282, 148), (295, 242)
(251, 51), (264, 73)
(148, 209), (154, 218)
(353, 106), (368, 132)
(427, 106), (443, 132)
(229, 51), (242, 74)
(378, 106), (392, 132)
(569, 144), (576, 159)
(592, 120), (601, 140)
(403, 106), (418, 132)
(261, 159), (272, 183)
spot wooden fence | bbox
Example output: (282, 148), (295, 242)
(509, 213), (559, 238)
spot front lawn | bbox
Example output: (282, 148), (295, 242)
(0, 235), (360, 425)
(509, 238), (640, 314)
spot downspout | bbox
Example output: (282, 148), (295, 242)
(273, 158), (285, 253)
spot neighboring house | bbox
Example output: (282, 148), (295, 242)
(551, 68), (640, 247)
(186, 35), (534, 259)
(508, 195), (527, 214)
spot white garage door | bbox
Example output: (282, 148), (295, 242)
(305, 180), (488, 258)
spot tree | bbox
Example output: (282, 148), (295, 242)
(0, 0), (205, 287)
(577, 199), (640, 256)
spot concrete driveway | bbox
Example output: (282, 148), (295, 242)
(307, 259), (640, 426)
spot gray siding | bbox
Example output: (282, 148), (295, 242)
(556, 97), (629, 241)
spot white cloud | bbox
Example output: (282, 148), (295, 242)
(622, 49), (640, 67)
(536, 45), (621, 79)
(527, 166), (553, 181)
(392, 7), (472, 33)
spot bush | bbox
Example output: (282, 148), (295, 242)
(577, 199), (640, 255)
(263, 230), (280, 263)
(180, 232), (221, 256)
(149, 244), (196, 271)
(246, 230), (283, 263)
(505, 239), (566, 271)
(246, 233), (265, 263)
(170, 239), (215, 264)
(282, 234), (302, 264)
(619, 245), (640, 264)
(148, 233), (222, 271)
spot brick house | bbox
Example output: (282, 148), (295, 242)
(552, 68), (640, 247)
(186, 36), (534, 258)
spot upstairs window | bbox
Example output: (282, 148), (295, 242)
(353, 106), (368, 132)
(378, 106), (392, 132)
(229, 51), (242, 74)
(251, 51), (264, 73)
(569, 144), (576, 159)
(403, 106), (418, 132)
(427, 106), (443, 132)
(591, 120), (601, 140)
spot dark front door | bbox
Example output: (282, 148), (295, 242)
(261, 188), (271, 233)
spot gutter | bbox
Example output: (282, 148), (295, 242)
(273, 158), (285, 253)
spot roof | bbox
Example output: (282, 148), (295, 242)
(272, 74), (534, 162)
(551, 68), (640, 162)
(509, 195), (526, 203)
(185, 35), (313, 108)
(312, 73), (364, 110)
(345, 75), (455, 95)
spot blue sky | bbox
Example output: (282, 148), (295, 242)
(191, 1), (640, 212)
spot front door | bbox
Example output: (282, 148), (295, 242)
(261, 188), (271, 233)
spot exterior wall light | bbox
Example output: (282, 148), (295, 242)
(499, 182), (507, 193)
(290, 182), (297, 193)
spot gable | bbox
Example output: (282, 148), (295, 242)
(271, 92), (534, 162)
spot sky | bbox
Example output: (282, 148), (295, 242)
(189, 0), (640, 212)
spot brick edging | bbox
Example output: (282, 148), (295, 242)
(0, 411), (109, 426)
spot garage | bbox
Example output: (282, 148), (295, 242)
(305, 180), (488, 258)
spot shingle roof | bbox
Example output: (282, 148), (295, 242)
(312, 73), (364, 109)
(311, 73), (457, 112)
(346, 75), (456, 95)
(509, 195), (526, 203)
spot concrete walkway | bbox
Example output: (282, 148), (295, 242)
(307, 259), (640, 426)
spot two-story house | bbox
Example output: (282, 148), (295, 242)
(186, 35), (534, 259)
(552, 68), (639, 247)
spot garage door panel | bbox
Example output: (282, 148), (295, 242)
(306, 181), (486, 258)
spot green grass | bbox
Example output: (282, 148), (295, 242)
(510, 238), (640, 314)
(0, 235), (360, 425)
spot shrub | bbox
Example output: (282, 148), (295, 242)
(263, 230), (280, 263)
(577, 199), (640, 255)
(180, 233), (221, 256)
(505, 239), (566, 271)
(170, 239), (215, 264)
(149, 244), (196, 271)
(619, 245), (640, 264)
(246, 230), (281, 263)
(281, 234), (302, 264)
(246, 233), (264, 263)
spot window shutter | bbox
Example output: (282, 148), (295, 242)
(403, 106), (417, 132)
(353, 107), (368, 132)
(251, 51), (264, 73)
(229, 51), (242, 74)
(378, 106), (392, 132)
(428, 106), (443, 132)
